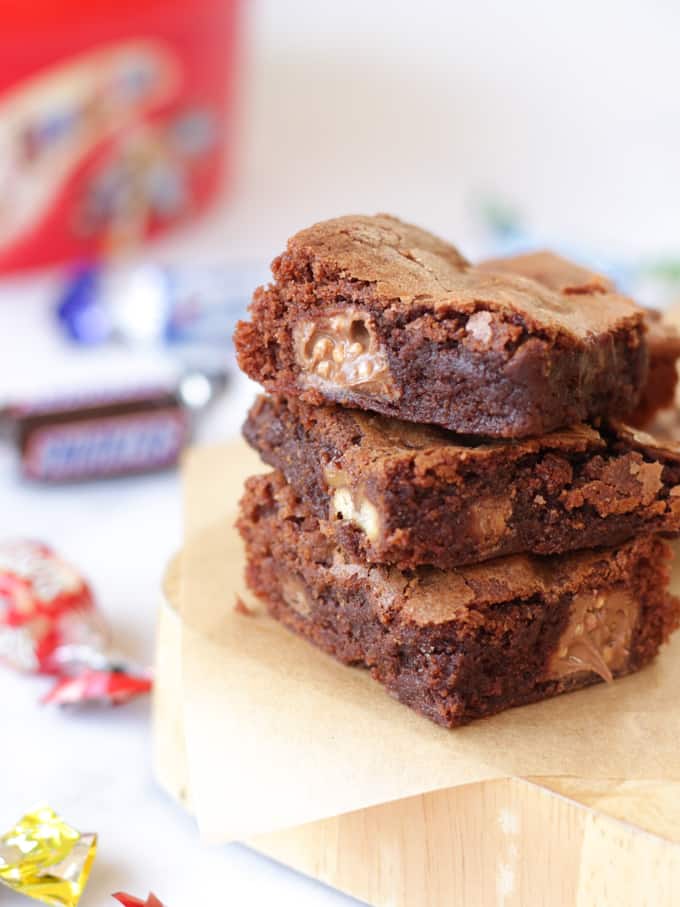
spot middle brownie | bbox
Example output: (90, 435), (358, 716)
(244, 394), (680, 570)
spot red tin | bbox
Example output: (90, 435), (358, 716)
(0, 0), (241, 271)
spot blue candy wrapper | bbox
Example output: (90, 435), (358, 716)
(56, 262), (267, 349)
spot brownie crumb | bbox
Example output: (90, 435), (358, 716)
(234, 597), (256, 617)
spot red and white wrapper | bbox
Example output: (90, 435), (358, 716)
(0, 539), (151, 705)
(113, 893), (166, 907)
(44, 669), (152, 706)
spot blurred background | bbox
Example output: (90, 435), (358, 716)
(5, 0), (680, 396)
(1, 1), (680, 903)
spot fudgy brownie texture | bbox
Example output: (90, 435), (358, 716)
(479, 250), (680, 429)
(234, 215), (647, 438)
(238, 471), (680, 728)
(244, 394), (680, 570)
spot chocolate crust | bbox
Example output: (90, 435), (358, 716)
(237, 471), (679, 728)
(480, 251), (680, 429)
(234, 215), (647, 439)
(243, 394), (680, 570)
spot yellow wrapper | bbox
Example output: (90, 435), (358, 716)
(0, 806), (96, 907)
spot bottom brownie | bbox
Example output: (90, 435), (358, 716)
(237, 471), (680, 728)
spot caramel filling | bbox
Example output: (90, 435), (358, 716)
(325, 465), (381, 542)
(280, 575), (312, 617)
(293, 310), (396, 398)
(547, 589), (637, 683)
(468, 497), (513, 555)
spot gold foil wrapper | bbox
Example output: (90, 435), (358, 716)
(0, 806), (96, 906)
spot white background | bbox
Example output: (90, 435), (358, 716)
(2, 2), (680, 904)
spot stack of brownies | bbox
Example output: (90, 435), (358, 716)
(233, 214), (680, 728)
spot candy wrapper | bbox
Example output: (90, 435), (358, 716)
(0, 805), (96, 907)
(113, 893), (166, 907)
(0, 540), (151, 706)
(1, 370), (227, 484)
(57, 262), (266, 349)
(43, 669), (152, 707)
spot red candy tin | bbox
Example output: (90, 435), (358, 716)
(0, 0), (241, 271)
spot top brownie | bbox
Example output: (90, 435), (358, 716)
(234, 215), (647, 438)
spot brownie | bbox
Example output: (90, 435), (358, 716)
(234, 215), (647, 438)
(630, 310), (680, 427)
(244, 394), (680, 569)
(478, 249), (615, 296)
(479, 250), (680, 428)
(238, 471), (680, 728)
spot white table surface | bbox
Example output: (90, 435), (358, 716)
(0, 286), (363, 906)
(3, 1), (680, 903)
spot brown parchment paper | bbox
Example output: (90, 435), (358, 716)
(178, 441), (680, 844)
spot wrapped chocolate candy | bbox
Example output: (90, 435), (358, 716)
(57, 261), (266, 348)
(0, 539), (103, 675)
(0, 805), (96, 906)
(0, 369), (226, 483)
(0, 540), (151, 706)
(43, 667), (152, 707)
(113, 893), (166, 907)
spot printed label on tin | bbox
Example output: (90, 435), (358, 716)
(23, 409), (189, 481)
(0, 39), (179, 252)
